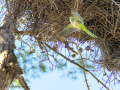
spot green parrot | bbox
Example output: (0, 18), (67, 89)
(59, 8), (97, 38)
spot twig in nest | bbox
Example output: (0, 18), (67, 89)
(111, 0), (120, 8)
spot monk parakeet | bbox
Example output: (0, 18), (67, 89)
(59, 8), (97, 38)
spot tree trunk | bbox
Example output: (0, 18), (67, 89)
(0, 12), (29, 90)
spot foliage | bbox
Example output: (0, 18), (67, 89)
(10, 79), (22, 90)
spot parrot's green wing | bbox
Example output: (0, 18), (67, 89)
(59, 24), (79, 36)
(71, 8), (84, 24)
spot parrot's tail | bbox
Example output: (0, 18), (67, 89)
(80, 24), (97, 38)
(85, 29), (97, 38)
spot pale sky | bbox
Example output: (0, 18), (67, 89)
(29, 68), (120, 90)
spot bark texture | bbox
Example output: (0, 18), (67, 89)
(0, 12), (29, 90)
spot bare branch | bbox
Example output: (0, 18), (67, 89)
(44, 43), (109, 90)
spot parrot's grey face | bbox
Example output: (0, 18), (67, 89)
(69, 16), (74, 23)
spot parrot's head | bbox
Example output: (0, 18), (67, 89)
(69, 16), (74, 23)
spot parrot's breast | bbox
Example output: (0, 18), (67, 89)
(71, 21), (81, 30)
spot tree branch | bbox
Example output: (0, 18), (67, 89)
(44, 42), (109, 90)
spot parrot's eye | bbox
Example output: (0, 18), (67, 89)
(69, 16), (74, 22)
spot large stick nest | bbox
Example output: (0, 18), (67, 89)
(4, 0), (120, 72)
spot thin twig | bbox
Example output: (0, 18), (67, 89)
(21, 40), (41, 58)
(113, 8), (119, 33)
(111, 0), (120, 8)
(76, 44), (90, 90)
